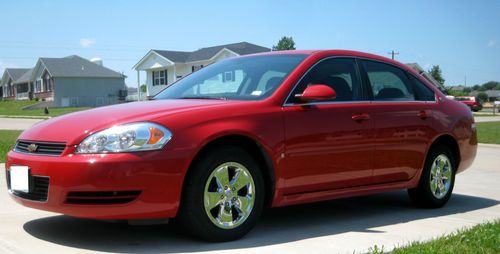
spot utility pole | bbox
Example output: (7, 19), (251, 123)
(464, 74), (467, 86)
(388, 50), (399, 60)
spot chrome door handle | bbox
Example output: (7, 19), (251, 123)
(352, 113), (370, 121)
(417, 111), (428, 120)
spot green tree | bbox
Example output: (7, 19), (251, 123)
(472, 84), (481, 91)
(272, 36), (296, 51)
(428, 65), (445, 86)
(140, 84), (147, 93)
(477, 92), (488, 102)
(482, 81), (500, 90)
(463, 87), (472, 94)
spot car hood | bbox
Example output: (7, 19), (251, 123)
(19, 99), (244, 145)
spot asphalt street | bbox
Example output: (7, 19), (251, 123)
(0, 144), (499, 254)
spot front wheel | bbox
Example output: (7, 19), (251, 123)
(177, 146), (264, 242)
(408, 145), (456, 208)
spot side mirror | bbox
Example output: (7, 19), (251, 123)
(296, 84), (336, 102)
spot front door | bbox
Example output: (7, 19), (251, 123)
(281, 58), (374, 194)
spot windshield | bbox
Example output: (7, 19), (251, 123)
(154, 54), (307, 100)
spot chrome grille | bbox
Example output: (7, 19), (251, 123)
(15, 140), (66, 156)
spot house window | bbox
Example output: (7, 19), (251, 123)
(192, 65), (204, 72)
(35, 80), (42, 93)
(43, 72), (53, 92)
(152, 70), (167, 86)
(222, 71), (235, 82)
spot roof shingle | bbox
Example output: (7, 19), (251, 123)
(153, 42), (270, 63)
(40, 55), (125, 78)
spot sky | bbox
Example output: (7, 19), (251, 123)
(1, 0), (499, 88)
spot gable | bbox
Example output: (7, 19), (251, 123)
(134, 51), (175, 70)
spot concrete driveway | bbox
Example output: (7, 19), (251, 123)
(0, 144), (498, 254)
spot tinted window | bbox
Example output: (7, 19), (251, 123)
(408, 75), (435, 101)
(154, 55), (307, 101)
(288, 58), (362, 103)
(362, 60), (415, 101)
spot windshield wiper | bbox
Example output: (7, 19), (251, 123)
(179, 96), (227, 100)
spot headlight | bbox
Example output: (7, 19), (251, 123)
(75, 122), (172, 154)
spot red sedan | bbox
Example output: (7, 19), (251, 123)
(6, 50), (477, 241)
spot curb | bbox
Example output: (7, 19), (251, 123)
(0, 116), (50, 119)
(478, 143), (500, 148)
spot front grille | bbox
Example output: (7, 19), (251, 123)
(65, 191), (141, 205)
(8, 172), (50, 202)
(15, 140), (66, 156)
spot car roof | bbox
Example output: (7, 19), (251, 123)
(249, 49), (420, 77)
(249, 49), (408, 67)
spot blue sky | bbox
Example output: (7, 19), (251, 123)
(1, 0), (499, 87)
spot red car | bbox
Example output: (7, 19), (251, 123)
(454, 96), (483, 112)
(6, 50), (477, 241)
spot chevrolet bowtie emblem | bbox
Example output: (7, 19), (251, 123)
(27, 144), (38, 153)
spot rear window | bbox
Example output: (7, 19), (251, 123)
(408, 75), (435, 101)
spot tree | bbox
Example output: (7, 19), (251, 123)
(482, 81), (500, 90)
(477, 92), (488, 102)
(463, 87), (472, 94)
(272, 36), (296, 51)
(428, 65), (445, 86)
(140, 84), (147, 93)
(472, 84), (481, 91)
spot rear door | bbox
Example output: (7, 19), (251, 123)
(360, 60), (435, 184)
(281, 58), (374, 194)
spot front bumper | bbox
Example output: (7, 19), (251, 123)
(5, 148), (189, 219)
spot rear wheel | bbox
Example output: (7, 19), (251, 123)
(177, 146), (264, 242)
(408, 145), (456, 208)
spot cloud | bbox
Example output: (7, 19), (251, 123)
(487, 40), (495, 47)
(79, 38), (96, 48)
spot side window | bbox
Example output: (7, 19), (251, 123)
(362, 60), (415, 101)
(289, 58), (362, 103)
(408, 74), (435, 101)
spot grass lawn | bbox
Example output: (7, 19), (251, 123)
(0, 100), (88, 118)
(0, 130), (22, 163)
(369, 220), (499, 254)
(476, 122), (500, 144)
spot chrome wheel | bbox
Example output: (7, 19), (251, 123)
(203, 162), (256, 229)
(429, 154), (452, 199)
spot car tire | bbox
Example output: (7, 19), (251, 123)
(177, 145), (265, 242)
(408, 145), (456, 208)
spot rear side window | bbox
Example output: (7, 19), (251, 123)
(362, 60), (415, 101)
(408, 75), (435, 101)
(288, 58), (362, 103)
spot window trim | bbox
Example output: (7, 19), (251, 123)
(283, 56), (368, 106)
(152, 69), (167, 86)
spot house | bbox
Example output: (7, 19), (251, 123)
(1, 68), (31, 100)
(470, 90), (500, 102)
(1, 55), (127, 107)
(405, 63), (445, 90)
(449, 85), (466, 92)
(133, 42), (270, 97)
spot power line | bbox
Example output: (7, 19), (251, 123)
(388, 50), (399, 60)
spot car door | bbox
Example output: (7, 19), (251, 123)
(360, 59), (435, 184)
(281, 58), (374, 194)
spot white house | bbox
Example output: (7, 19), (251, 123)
(133, 42), (270, 98)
